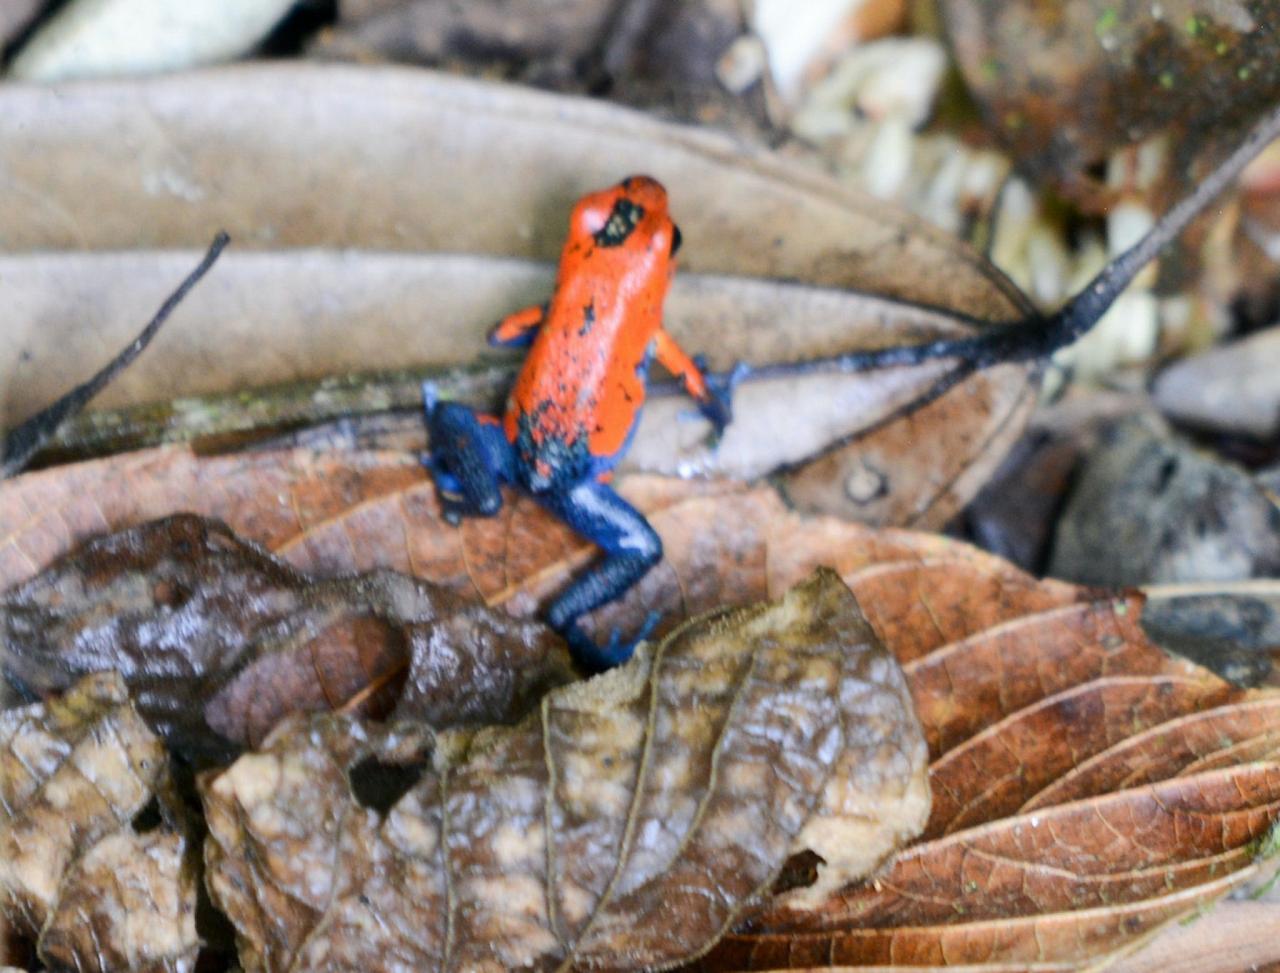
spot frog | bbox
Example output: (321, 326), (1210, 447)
(422, 175), (742, 670)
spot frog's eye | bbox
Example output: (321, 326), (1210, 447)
(592, 197), (646, 247)
(670, 224), (683, 257)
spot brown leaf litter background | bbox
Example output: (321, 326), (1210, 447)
(1, 446), (1278, 971)
(0, 65), (1039, 529)
(0, 672), (198, 973)
(200, 570), (930, 973)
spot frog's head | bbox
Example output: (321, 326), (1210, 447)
(570, 175), (681, 260)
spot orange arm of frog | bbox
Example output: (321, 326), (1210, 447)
(488, 304), (546, 348)
(653, 328), (710, 401)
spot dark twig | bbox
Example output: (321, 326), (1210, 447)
(2, 232), (229, 477)
(745, 98), (1280, 382)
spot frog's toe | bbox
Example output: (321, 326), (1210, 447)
(421, 380), (440, 416)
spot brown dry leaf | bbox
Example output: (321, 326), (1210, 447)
(688, 599), (1280, 970)
(201, 569), (930, 973)
(1, 513), (571, 760)
(0, 671), (198, 973)
(0, 64), (1037, 526)
(4, 449), (1278, 969)
(38, 830), (198, 973)
(943, 0), (1280, 207)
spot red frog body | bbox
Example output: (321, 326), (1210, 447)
(497, 176), (713, 490)
(423, 175), (738, 670)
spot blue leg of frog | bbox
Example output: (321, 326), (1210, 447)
(535, 480), (662, 672)
(422, 384), (514, 524)
(424, 383), (660, 670)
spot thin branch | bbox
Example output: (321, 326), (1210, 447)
(747, 98), (1280, 381)
(2, 232), (230, 477)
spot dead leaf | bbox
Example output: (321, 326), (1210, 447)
(0, 252), (1033, 529)
(0, 64), (1037, 526)
(687, 593), (1280, 970)
(38, 830), (198, 973)
(1, 514), (572, 760)
(3, 448), (1277, 969)
(8, 0), (297, 81)
(0, 671), (198, 973)
(0, 445), (1074, 641)
(942, 0), (1280, 207)
(201, 569), (930, 973)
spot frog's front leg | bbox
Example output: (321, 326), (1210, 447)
(422, 382), (515, 524)
(536, 481), (662, 671)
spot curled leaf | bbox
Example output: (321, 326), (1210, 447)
(202, 569), (930, 972)
(0, 672), (196, 973)
(38, 830), (198, 973)
(1, 514), (572, 760)
(0, 672), (166, 933)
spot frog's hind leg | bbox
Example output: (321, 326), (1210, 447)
(422, 383), (515, 524)
(537, 481), (662, 671)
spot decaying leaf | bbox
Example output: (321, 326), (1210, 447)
(1, 514), (572, 761)
(3, 444), (1278, 969)
(39, 829), (198, 973)
(0, 672), (198, 973)
(0, 64), (1037, 526)
(943, 0), (1280, 207)
(202, 569), (930, 972)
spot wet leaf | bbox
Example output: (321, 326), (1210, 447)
(1, 514), (572, 761)
(3, 448), (1277, 969)
(0, 672), (165, 931)
(0, 672), (197, 973)
(201, 569), (930, 972)
(0, 64), (1037, 526)
(942, 0), (1280, 206)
